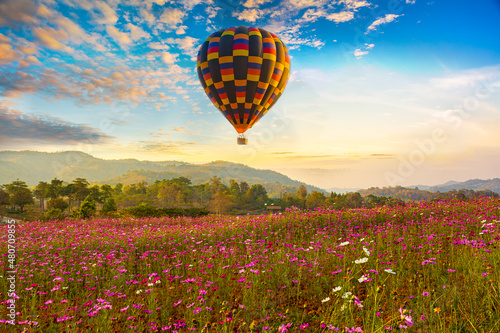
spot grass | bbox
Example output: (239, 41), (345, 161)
(0, 198), (499, 332)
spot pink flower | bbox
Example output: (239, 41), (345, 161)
(45, 300), (53, 305)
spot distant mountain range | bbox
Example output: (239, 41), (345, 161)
(0, 151), (324, 193)
(428, 179), (500, 194)
(1, 151), (499, 195)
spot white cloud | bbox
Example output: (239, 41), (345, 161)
(233, 8), (263, 22)
(366, 14), (402, 33)
(94, 1), (118, 25)
(106, 25), (131, 48)
(159, 7), (186, 29)
(125, 23), (150, 41)
(161, 51), (178, 64)
(406, 0), (416, 4)
(326, 11), (354, 23)
(243, 0), (273, 8)
(164, 36), (199, 57)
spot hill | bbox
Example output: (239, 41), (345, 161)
(428, 178), (500, 194)
(0, 151), (324, 193)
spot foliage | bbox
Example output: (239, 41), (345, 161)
(43, 208), (66, 221)
(47, 197), (69, 211)
(77, 194), (96, 219)
(101, 197), (118, 216)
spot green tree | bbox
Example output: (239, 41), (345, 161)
(0, 188), (10, 208)
(77, 194), (96, 219)
(47, 197), (69, 211)
(101, 197), (117, 216)
(10, 188), (34, 212)
(306, 191), (326, 209)
(72, 178), (90, 204)
(34, 181), (49, 210)
(47, 178), (64, 199)
(4, 180), (33, 212)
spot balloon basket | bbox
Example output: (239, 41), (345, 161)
(237, 135), (247, 145)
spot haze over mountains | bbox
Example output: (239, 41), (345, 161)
(0, 151), (324, 192)
(1, 151), (499, 195)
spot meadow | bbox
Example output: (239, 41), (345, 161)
(1, 198), (499, 332)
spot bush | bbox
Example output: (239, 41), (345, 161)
(121, 203), (210, 218)
(44, 208), (66, 221)
(77, 195), (96, 219)
(48, 198), (69, 211)
(101, 197), (117, 216)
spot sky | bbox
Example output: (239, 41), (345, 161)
(1, 0), (500, 190)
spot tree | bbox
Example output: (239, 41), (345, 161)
(72, 178), (90, 204)
(0, 188), (10, 208)
(89, 185), (103, 204)
(47, 197), (69, 211)
(77, 194), (96, 219)
(306, 191), (326, 209)
(4, 180), (33, 212)
(10, 188), (34, 212)
(34, 181), (49, 210)
(47, 178), (64, 199)
(100, 184), (114, 201)
(208, 191), (233, 215)
(297, 185), (308, 200)
(101, 197), (117, 216)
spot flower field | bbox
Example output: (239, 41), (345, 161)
(1, 198), (500, 332)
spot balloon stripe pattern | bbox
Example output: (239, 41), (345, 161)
(197, 26), (290, 134)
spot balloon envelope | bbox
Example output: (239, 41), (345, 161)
(196, 26), (290, 134)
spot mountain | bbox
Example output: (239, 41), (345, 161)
(428, 178), (500, 194)
(0, 151), (325, 193)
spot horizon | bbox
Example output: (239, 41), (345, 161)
(3, 149), (498, 191)
(1, 0), (500, 189)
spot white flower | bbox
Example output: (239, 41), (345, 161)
(342, 292), (352, 299)
(358, 276), (368, 283)
(354, 257), (369, 264)
(332, 286), (342, 293)
(363, 247), (371, 256)
(147, 283), (154, 287)
(155, 280), (161, 284)
(321, 297), (330, 303)
(136, 289), (143, 294)
(338, 241), (350, 247)
(384, 269), (396, 274)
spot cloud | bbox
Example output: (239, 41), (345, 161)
(125, 23), (151, 41)
(159, 7), (186, 29)
(161, 51), (178, 64)
(0, 35), (18, 65)
(243, 0), (273, 8)
(339, 0), (371, 10)
(56, 16), (107, 51)
(326, 11), (354, 23)
(132, 139), (196, 154)
(233, 8), (263, 22)
(354, 43), (374, 58)
(0, 0), (37, 28)
(106, 25), (132, 48)
(33, 26), (73, 53)
(366, 14), (402, 33)
(287, 0), (328, 10)
(164, 36), (199, 57)
(0, 103), (113, 146)
(94, 1), (118, 25)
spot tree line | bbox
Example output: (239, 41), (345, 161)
(1, 177), (498, 221)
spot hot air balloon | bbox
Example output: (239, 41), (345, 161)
(196, 26), (290, 145)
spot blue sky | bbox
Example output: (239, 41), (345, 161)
(1, 0), (499, 189)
